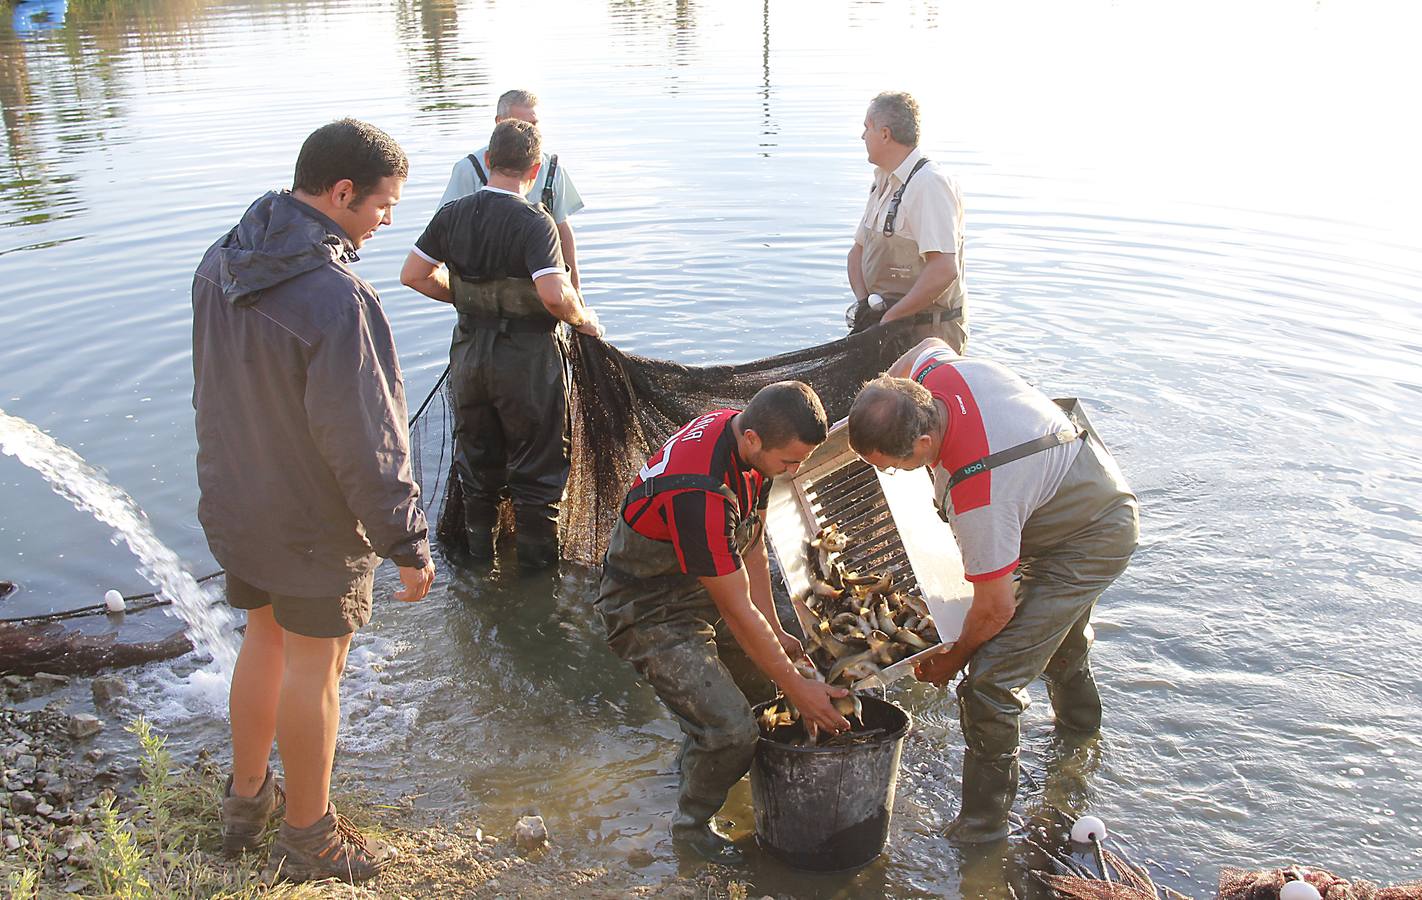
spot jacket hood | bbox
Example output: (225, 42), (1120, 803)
(217, 191), (354, 306)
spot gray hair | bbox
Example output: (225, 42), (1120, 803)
(848, 377), (937, 458)
(496, 89), (539, 118)
(867, 91), (920, 147)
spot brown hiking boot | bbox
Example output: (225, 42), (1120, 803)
(265, 803), (398, 884)
(221, 768), (284, 856)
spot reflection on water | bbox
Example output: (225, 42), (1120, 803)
(395, 0), (485, 118)
(2, 0), (1421, 896)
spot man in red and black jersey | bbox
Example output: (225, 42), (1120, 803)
(596, 382), (851, 864)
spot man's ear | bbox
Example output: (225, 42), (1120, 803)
(329, 178), (357, 209)
(743, 428), (763, 455)
(526, 160), (543, 183)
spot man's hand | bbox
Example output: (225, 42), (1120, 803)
(394, 562), (436, 602)
(575, 306), (604, 339)
(913, 651), (961, 687)
(784, 677), (852, 735)
(776, 630), (806, 664)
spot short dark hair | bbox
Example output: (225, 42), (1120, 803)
(292, 119), (408, 206)
(848, 377), (937, 458)
(740, 381), (828, 449)
(487, 119), (541, 177)
(868, 91), (920, 147)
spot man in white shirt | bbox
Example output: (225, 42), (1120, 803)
(440, 89), (586, 289)
(846, 92), (968, 352)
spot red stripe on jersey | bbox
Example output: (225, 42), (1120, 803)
(967, 558), (1019, 583)
(914, 358), (992, 513)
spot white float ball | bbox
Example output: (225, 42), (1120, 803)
(104, 590), (125, 613)
(1070, 814), (1107, 843)
(1280, 881), (1322, 900)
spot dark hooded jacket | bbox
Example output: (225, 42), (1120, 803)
(192, 191), (430, 597)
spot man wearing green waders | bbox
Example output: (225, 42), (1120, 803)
(848, 338), (1138, 844)
(596, 383), (852, 864)
(401, 119), (602, 569)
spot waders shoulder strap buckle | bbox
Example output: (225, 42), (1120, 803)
(882, 157), (930, 237)
(541, 154), (559, 213)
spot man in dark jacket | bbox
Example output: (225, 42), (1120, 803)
(192, 119), (435, 884)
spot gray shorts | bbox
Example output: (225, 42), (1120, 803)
(225, 571), (374, 638)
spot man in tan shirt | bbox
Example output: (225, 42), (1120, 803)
(846, 91), (969, 352)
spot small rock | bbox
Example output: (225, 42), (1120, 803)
(35, 801), (54, 817)
(91, 676), (128, 707)
(4, 833), (19, 851)
(627, 847), (655, 867)
(16, 754), (36, 771)
(513, 814), (548, 852)
(46, 779), (73, 803)
(11, 790), (37, 814)
(83, 749), (105, 764)
(68, 715), (102, 740)
(51, 848), (68, 862)
(32, 673), (70, 693)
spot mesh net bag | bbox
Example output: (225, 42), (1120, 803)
(1217, 867), (1422, 900)
(411, 321), (920, 565)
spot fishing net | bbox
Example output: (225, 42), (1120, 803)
(1215, 867), (1422, 900)
(409, 321), (920, 566)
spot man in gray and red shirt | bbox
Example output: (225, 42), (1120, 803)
(848, 338), (1138, 844)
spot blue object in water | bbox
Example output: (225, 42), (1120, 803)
(13, 0), (68, 34)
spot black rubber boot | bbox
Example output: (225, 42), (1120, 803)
(462, 500), (498, 564)
(671, 820), (744, 865)
(946, 751), (1018, 845)
(514, 505), (560, 571)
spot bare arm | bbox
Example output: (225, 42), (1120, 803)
(400, 252), (453, 304)
(913, 573), (1017, 686)
(886, 336), (952, 378)
(556, 221), (580, 291)
(534, 272), (601, 336)
(743, 535), (804, 660)
(700, 568), (849, 733)
(847, 241), (868, 301)
(879, 251), (958, 322)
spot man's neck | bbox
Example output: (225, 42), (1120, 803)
(879, 143), (913, 174)
(928, 401), (949, 462)
(487, 171), (538, 196)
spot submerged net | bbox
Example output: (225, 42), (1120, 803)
(409, 321), (920, 566)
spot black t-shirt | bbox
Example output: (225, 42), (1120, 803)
(414, 189), (563, 281)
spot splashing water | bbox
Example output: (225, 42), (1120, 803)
(0, 408), (239, 673)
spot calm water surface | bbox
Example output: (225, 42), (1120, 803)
(3, 1), (1421, 896)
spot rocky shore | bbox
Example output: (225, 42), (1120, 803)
(1, 672), (127, 891)
(0, 670), (754, 899)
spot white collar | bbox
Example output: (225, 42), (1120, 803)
(888, 146), (924, 185)
(477, 185), (523, 198)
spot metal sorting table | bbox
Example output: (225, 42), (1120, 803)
(765, 422), (974, 690)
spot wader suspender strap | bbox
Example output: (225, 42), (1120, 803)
(622, 474), (741, 528)
(467, 154), (488, 185)
(882, 157), (930, 237)
(914, 361), (1086, 491)
(542, 154), (559, 212)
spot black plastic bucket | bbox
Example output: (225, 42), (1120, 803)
(750, 695), (911, 871)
